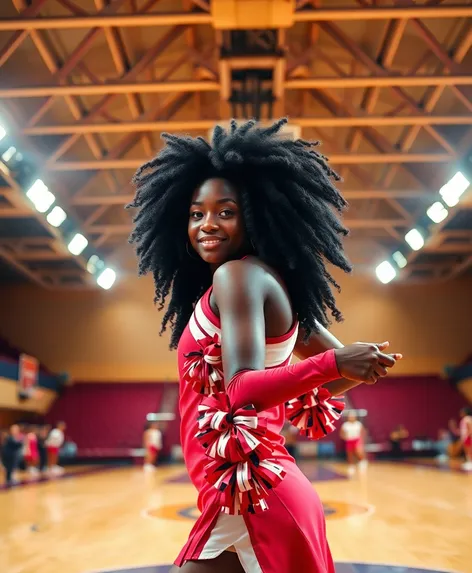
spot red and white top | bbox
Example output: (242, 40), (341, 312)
(174, 287), (344, 572)
(46, 428), (64, 449)
(460, 415), (472, 441)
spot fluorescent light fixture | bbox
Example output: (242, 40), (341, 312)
(46, 206), (67, 227)
(0, 125), (6, 142)
(375, 261), (396, 284)
(2, 146), (16, 162)
(97, 267), (116, 290)
(87, 254), (102, 274)
(405, 228), (424, 251)
(439, 171), (470, 207)
(392, 250), (407, 269)
(26, 179), (55, 213)
(426, 201), (448, 224)
(68, 233), (88, 256)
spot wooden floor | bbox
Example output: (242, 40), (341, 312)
(1, 460), (471, 573)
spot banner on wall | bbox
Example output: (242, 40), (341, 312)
(18, 353), (39, 399)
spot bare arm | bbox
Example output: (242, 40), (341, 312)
(295, 324), (402, 395)
(295, 324), (362, 396)
(213, 260), (340, 411)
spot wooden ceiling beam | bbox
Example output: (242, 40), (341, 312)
(86, 218), (408, 235)
(22, 115), (472, 136)
(318, 21), (455, 155)
(93, 0), (153, 157)
(71, 188), (431, 206)
(47, 153), (454, 171)
(0, 246), (48, 286)
(4, 75), (472, 100)
(0, 0), (47, 67)
(45, 24), (189, 164)
(0, 6), (470, 31)
(0, 81), (219, 98)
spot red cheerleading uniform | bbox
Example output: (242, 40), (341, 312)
(24, 432), (39, 463)
(174, 287), (345, 573)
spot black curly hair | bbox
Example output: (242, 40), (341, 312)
(126, 118), (352, 349)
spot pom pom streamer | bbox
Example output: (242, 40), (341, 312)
(205, 457), (286, 515)
(196, 393), (286, 514)
(286, 387), (345, 440)
(196, 394), (273, 463)
(183, 334), (224, 395)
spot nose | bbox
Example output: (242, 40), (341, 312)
(200, 212), (219, 233)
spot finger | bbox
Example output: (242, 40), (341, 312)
(376, 341), (389, 351)
(373, 364), (388, 377)
(377, 352), (396, 367)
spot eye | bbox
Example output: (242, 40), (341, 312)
(190, 211), (203, 219)
(220, 209), (234, 218)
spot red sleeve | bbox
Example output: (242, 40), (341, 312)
(226, 349), (340, 411)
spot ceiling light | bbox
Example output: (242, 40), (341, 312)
(375, 261), (396, 284)
(97, 268), (116, 290)
(405, 228), (424, 251)
(439, 171), (470, 207)
(2, 146), (17, 163)
(392, 251), (407, 269)
(0, 125), (6, 142)
(26, 179), (55, 213)
(46, 206), (67, 227)
(87, 254), (105, 274)
(426, 201), (448, 224)
(68, 233), (88, 256)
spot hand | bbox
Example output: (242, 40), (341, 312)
(334, 342), (402, 384)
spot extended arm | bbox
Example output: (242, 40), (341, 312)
(295, 325), (361, 396)
(213, 261), (340, 412)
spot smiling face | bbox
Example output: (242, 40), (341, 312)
(188, 178), (247, 269)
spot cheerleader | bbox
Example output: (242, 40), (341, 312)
(459, 407), (472, 470)
(143, 421), (163, 471)
(46, 421), (66, 475)
(23, 424), (40, 478)
(128, 118), (402, 572)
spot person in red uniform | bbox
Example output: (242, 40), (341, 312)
(127, 119), (402, 573)
(23, 424), (40, 478)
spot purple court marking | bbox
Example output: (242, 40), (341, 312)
(176, 502), (336, 521)
(166, 462), (346, 484)
(0, 465), (125, 493)
(87, 563), (454, 573)
(298, 461), (347, 481)
(396, 459), (472, 475)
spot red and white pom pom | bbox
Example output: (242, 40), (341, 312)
(285, 387), (345, 440)
(182, 334), (224, 395)
(196, 393), (273, 463)
(204, 457), (286, 515)
(196, 393), (286, 514)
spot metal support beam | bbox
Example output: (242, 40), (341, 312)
(0, 6), (470, 30)
(47, 153), (453, 171)
(22, 115), (472, 135)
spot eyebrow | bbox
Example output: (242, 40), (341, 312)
(191, 198), (238, 206)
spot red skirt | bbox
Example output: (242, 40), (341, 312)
(175, 460), (334, 573)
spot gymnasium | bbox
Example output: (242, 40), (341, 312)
(0, 1), (471, 573)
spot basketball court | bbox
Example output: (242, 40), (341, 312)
(1, 1), (472, 573)
(1, 460), (471, 573)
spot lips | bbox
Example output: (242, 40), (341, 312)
(198, 237), (227, 250)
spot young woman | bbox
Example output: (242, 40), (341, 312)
(128, 119), (402, 573)
(1, 424), (23, 486)
(340, 412), (366, 474)
(23, 424), (40, 477)
(459, 407), (472, 470)
(45, 421), (66, 475)
(143, 421), (163, 471)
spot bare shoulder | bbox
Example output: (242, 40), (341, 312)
(213, 256), (268, 293)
